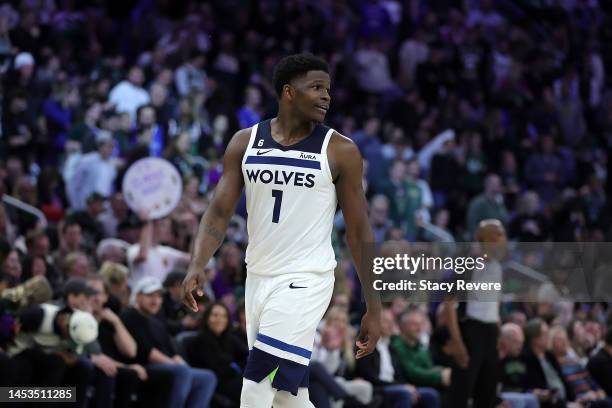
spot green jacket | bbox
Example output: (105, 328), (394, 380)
(391, 335), (443, 387)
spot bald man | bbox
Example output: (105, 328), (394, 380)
(445, 219), (506, 408)
(498, 323), (539, 408)
(499, 323), (524, 360)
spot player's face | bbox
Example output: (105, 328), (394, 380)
(291, 70), (331, 123)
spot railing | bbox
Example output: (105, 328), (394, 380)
(2, 194), (48, 228)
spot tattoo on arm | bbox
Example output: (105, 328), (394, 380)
(203, 223), (224, 243)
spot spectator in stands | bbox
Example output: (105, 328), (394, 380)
(392, 307), (451, 390)
(0, 239), (22, 286)
(108, 66), (150, 122)
(587, 328), (612, 397)
(369, 195), (392, 243)
(462, 132), (487, 197)
(522, 318), (568, 408)
(67, 101), (103, 154)
(62, 251), (91, 280)
(175, 51), (208, 97)
(509, 191), (550, 242)
(356, 308), (440, 407)
(20, 253), (47, 282)
(66, 133), (116, 211)
(96, 238), (129, 265)
(9, 279), (98, 407)
(24, 229), (61, 293)
(210, 242), (244, 308)
(524, 135), (565, 204)
(127, 216), (190, 286)
(98, 192), (129, 239)
(134, 104), (165, 157)
(549, 325), (612, 407)
(121, 277), (217, 407)
(97, 261), (130, 312)
(465, 174), (509, 237)
(311, 306), (376, 407)
(161, 270), (199, 335)
(43, 82), (80, 156)
(237, 85), (262, 129)
(185, 302), (246, 407)
(377, 159), (423, 236)
(2, 90), (35, 168)
(53, 219), (83, 269)
(497, 323), (539, 408)
(84, 274), (142, 407)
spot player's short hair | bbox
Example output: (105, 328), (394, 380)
(272, 53), (329, 98)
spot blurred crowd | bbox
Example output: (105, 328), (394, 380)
(1, 0), (612, 407)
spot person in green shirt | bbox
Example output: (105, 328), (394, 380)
(377, 159), (426, 240)
(392, 307), (452, 389)
(465, 174), (509, 238)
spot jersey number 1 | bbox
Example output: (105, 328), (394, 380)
(271, 189), (283, 223)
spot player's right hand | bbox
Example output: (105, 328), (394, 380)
(181, 264), (207, 312)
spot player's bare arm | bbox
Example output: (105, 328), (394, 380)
(181, 128), (250, 312)
(329, 132), (381, 359)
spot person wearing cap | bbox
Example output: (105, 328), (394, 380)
(63, 276), (98, 313)
(11, 51), (35, 90)
(85, 274), (173, 408)
(120, 276), (217, 407)
(66, 130), (117, 211)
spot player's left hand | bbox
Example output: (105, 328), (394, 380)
(355, 308), (381, 359)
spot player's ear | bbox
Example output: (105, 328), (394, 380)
(283, 84), (294, 101)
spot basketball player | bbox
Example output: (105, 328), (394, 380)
(181, 54), (381, 407)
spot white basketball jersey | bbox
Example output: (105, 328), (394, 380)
(241, 119), (338, 276)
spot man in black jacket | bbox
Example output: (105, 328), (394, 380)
(355, 308), (440, 408)
(121, 277), (217, 408)
(587, 327), (612, 396)
(522, 318), (568, 408)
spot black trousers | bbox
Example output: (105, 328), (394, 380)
(0, 348), (66, 386)
(91, 366), (140, 408)
(448, 319), (499, 408)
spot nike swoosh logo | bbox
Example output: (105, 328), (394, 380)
(289, 283), (307, 289)
(256, 149), (274, 156)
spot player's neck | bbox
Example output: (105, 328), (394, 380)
(273, 112), (315, 143)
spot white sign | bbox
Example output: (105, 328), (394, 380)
(122, 157), (182, 220)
